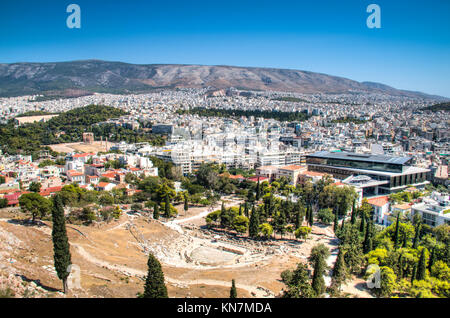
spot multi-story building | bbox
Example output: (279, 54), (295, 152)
(306, 151), (430, 194)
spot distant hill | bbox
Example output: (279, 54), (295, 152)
(0, 60), (447, 100)
(421, 102), (450, 112)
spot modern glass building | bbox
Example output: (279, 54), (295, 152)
(306, 151), (430, 194)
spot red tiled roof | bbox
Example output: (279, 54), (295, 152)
(367, 196), (389, 207)
(247, 176), (269, 182)
(97, 182), (111, 188)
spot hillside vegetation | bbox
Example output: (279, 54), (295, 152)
(0, 105), (130, 155)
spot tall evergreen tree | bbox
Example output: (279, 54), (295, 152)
(416, 248), (427, 281)
(153, 204), (160, 220)
(249, 205), (259, 239)
(411, 264), (417, 284)
(256, 178), (261, 201)
(309, 244), (330, 297)
(244, 201), (249, 218)
(331, 249), (348, 291)
(230, 279), (237, 298)
(308, 206), (314, 227)
(350, 199), (356, 225)
(51, 194), (72, 294)
(340, 217), (345, 232)
(412, 223), (421, 249)
(295, 208), (301, 230)
(238, 204), (242, 216)
(363, 221), (372, 254)
(143, 252), (168, 298)
(183, 193), (189, 215)
(359, 211), (366, 234)
(393, 212), (400, 249)
(164, 195), (171, 218)
(333, 209), (339, 233)
(428, 246), (436, 272)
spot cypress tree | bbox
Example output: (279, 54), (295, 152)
(256, 179), (261, 201)
(309, 245), (329, 297)
(340, 217), (345, 232)
(220, 201), (226, 227)
(398, 255), (403, 278)
(244, 201), (249, 218)
(164, 195), (171, 218)
(308, 206), (314, 227)
(331, 249), (347, 290)
(402, 232), (408, 248)
(359, 211), (366, 234)
(363, 221), (372, 253)
(412, 223), (421, 249)
(350, 199), (356, 225)
(143, 253), (168, 298)
(428, 247), (435, 272)
(416, 248), (427, 281)
(51, 194), (72, 294)
(393, 212), (400, 249)
(249, 205), (259, 238)
(311, 258), (326, 296)
(238, 204), (242, 216)
(411, 264), (417, 283)
(153, 204), (160, 220)
(295, 209), (301, 230)
(333, 210), (338, 233)
(230, 279), (237, 298)
(183, 194), (189, 215)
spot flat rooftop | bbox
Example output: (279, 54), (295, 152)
(307, 151), (412, 165)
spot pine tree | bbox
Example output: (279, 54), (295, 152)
(416, 248), (427, 281)
(249, 205), (259, 239)
(230, 279), (237, 298)
(143, 253), (168, 298)
(51, 194), (72, 294)
(393, 212), (400, 249)
(153, 204), (160, 220)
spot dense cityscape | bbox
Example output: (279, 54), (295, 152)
(0, 88), (448, 299)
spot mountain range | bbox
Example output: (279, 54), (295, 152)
(0, 60), (446, 100)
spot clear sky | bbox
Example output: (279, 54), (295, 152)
(0, 0), (449, 97)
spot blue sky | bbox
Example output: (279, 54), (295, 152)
(0, 0), (449, 97)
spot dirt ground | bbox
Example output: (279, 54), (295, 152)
(49, 141), (112, 154)
(0, 204), (373, 298)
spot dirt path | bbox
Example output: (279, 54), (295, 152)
(72, 243), (270, 297)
